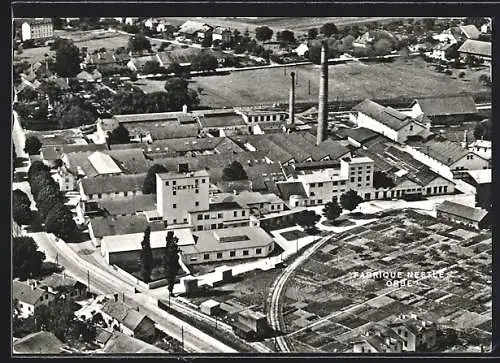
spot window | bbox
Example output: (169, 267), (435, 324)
(173, 204), (177, 209)
(242, 210), (246, 216)
(124, 191), (128, 197)
(202, 179), (206, 183)
(204, 254), (210, 260)
(195, 179), (199, 184)
(173, 190), (177, 196)
(233, 211), (238, 217)
(256, 248), (262, 254)
(184, 218), (187, 223)
(358, 176), (362, 182)
(310, 183), (315, 187)
(318, 199), (323, 204)
(333, 181), (338, 186)
(165, 181), (169, 186)
(195, 189), (199, 194)
(197, 225), (203, 231)
(443, 186), (448, 193)
(366, 175), (370, 181)
(217, 252), (223, 259)
(230, 251), (236, 257)
(218, 223), (223, 228)
(211, 224), (216, 229)
(269, 244), (273, 251)
(97, 193), (102, 199)
(409, 124), (414, 131)
(197, 214), (203, 220)
(173, 219), (177, 224)
(341, 181), (346, 185)
(333, 190), (338, 193)
(318, 182), (323, 187)
(195, 201), (199, 206)
(173, 181), (176, 186)
(217, 213), (223, 218)
(404, 331), (408, 337)
(271, 205), (275, 210)
(204, 214), (209, 220)
(243, 250), (249, 256)
(190, 257), (197, 262)
(350, 177), (355, 182)
(310, 192), (315, 197)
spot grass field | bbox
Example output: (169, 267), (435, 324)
(189, 57), (490, 107)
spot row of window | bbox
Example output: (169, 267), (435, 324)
(310, 180), (349, 188)
(192, 244), (273, 261)
(88, 190), (140, 199)
(350, 176), (370, 182)
(196, 222), (248, 231)
(165, 179), (206, 187)
(196, 210), (246, 220)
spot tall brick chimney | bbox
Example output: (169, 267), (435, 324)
(316, 42), (328, 146)
(288, 71), (295, 126)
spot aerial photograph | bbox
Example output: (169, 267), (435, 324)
(11, 16), (492, 355)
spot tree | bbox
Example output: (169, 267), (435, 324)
(139, 226), (153, 282)
(54, 103), (96, 129)
(479, 74), (491, 87)
(372, 38), (393, 56)
(128, 34), (151, 53)
(142, 60), (163, 75)
(165, 62), (183, 76)
(308, 28), (318, 40)
(444, 43), (459, 60)
(164, 77), (200, 110)
(45, 203), (78, 241)
(340, 190), (364, 211)
(294, 210), (320, 231)
(473, 119), (491, 141)
(464, 17), (489, 29)
(28, 161), (50, 184)
(35, 183), (64, 220)
(108, 124), (130, 145)
(322, 198), (342, 222)
(163, 231), (180, 295)
(33, 299), (77, 341)
(320, 23), (338, 37)
(191, 52), (218, 72)
(201, 35), (213, 48)
(143, 164), (168, 194)
(276, 30), (295, 43)
(422, 18), (436, 31)
(13, 189), (33, 226)
(13, 236), (46, 280)
(54, 41), (81, 77)
(222, 161), (248, 181)
(52, 17), (64, 30)
(373, 171), (395, 189)
(255, 26), (274, 42)
(23, 136), (42, 155)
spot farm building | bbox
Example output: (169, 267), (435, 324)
(436, 200), (489, 230)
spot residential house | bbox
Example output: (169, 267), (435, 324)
(13, 331), (67, 355)
(389, 315), (437, 351)
(178, 20), (213, 41)
(458, 25), (482, 40)
(428, 42), (455, 61)
(353, 328), (405, 353)
(212, 26), (232, 44)
(100, 299), (156, 341)
(436, 200), (490, 230)
(405, 139), (490, 180)
(39, 273), (87, 299)
(351, 99), (429, 144)
(468, 139), (491, 161)
(409, 96), (478, 125)
(457, 39), (492, 64)
(293, 43), (309, 57)
(20, 18), (53, 42)
(432, 33), (457, 45)
(13, 280), (56, 318)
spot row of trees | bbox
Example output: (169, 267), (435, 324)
(13, 236), (46, 280)
(28, 161), (77, 240)
(139, 228), (180, 295)
(294, 190), (365, 230)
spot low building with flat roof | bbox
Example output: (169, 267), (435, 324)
(180, 226), (274, 265)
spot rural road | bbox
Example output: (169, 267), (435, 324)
(12, 111), (27, 159)
(30, 232), (237, 353)
(267, 233), (336, 352)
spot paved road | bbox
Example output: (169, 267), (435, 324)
(30, 232), (237, 353)
(12, 111), (28, 159)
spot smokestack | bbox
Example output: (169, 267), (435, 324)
(317, 42), (328, 146)
(288, 72), (295, 126)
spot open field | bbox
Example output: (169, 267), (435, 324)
(281, 210), (492, 352)
(190, 57), (490, 108)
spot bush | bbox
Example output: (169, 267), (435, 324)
(444, 69), (453, 75)
(458, 71), (466, 78)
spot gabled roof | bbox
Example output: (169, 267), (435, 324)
(437, 200), (488, 222)
(39, 273), (84, 290)
(65, 149), (149, 176)
(458, 39), (492, 57)
(101, 300), (151, 331)
(144, 124), (200, 140)
(81, 173), (146, 195)
(13, 280), (46, 305)
(353, 99), (413, 131)
(198, 114), (246, 128)
(418, 140), (473, 166)
(41, 143), (107, 161)
(466, 169), (491, 184)
(459, 24), (481, 40)
(88, 151), (123, 175)
(13, 331), (65, 355)
(95, 194), (157, 216)
(179, 20), (212, 35)
(76, 70), (95, 81)
(335, 127), (380, 144)
(102, 332), (165, 353)
(411, 96), (477, 117)
(276, 181), (308, 201)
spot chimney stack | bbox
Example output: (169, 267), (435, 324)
(317, 42), (328, 146)
(288, 72), (295, 126)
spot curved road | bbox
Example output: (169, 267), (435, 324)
(267, 233), (336, 352)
